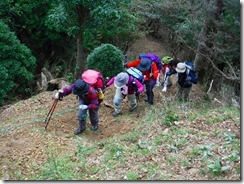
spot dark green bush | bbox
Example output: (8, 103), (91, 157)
(86, 43), (124, 78)
(0, 21), (36, 105)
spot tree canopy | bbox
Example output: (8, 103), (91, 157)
(0, 0), (240, 105)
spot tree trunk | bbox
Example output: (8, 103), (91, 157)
(74, 34), (85, 79)
(74, 5), (89, 79)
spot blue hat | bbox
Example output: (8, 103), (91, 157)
(73, 79), (90, 95)
(137, 58), (152, 71)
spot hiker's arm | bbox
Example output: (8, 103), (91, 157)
(167, 69), (177, 76)
(126, 59), (141, 68)
(135, 79), (144, 93)
(62, 84), (75, 96)
(106, 77), (115, 87)
(152, 62), (159, 80)
(163, 67), (170, 88)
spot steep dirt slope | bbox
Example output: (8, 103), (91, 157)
(0, 35), (207, 180)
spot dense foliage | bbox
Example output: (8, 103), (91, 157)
(0, 21), (36, 105)
(0, 0), (240, 105)
(86, 44), (124, 78)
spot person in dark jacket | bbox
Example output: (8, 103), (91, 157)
(55, 79), (99, 134)
(174, 62), (197, 101)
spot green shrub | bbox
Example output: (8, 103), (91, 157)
(86, 43), (124, 78)
(0, 21), (36, 105)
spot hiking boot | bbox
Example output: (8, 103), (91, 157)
(91, 125), (98, 131)
(129, 105), (137, 112)
(74, 128), (86, 135)
(112, 111), (122, 117)
(74, 120), (86, 135)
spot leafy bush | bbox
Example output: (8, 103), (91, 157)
(0, 21), (36, 105)
(86, 43), (124, 78)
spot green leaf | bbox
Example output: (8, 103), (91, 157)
(221, 166), (230, 171)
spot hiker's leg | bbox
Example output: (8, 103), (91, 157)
(148, 79), (156, 104)
(76, 98), (87, 134)
(113, 87), (123, 115)
(175, 84), (184, 100)
(183, 86), (191, 102)
(89, 108), (99, 131)
(127, 94), (137, 112)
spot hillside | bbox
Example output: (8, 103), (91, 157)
(0, 36), (240, 180)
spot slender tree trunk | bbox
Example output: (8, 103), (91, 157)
(74, 34), (85, 79)
(74, 5), (89, 79)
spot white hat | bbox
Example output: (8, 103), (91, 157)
(176, 63), (186, 73)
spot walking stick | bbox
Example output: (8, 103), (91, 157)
(44, 99), (58, 131)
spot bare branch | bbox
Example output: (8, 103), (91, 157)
(175, 33), (240, 82)
(207, 79), (214, 94)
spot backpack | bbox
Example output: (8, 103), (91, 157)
(139, 53), (162, 70)
(81, 69), (105, 103)
(184, 61), (198, 84)
(81, 69), (105, 90)
(126, 67), (144, 84)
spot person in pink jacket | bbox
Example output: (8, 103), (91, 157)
(106, 72), (144, 116)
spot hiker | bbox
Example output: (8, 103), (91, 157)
(161, 57), (178, 92)
(105, 72), (144, 116)
(139, 53), (162, 86)
(126, 58), (158, 105)
(168, 62), (198, 101)
(55, 79), (100, 134)
(81, 69), (105, 104)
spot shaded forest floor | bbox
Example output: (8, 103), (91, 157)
(0, 36), (240, 180)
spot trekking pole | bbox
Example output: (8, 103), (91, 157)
(44, 99), (59, 131)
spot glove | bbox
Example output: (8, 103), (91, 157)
(79, 105), (88, 110)
(162, 86), (167, 92)
(54, 91), (63, 100)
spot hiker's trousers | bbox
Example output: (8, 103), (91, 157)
(144, 79), (156, 104)
(113, 87), (137, 113)
(77, 98), (99, 128)
(175, 84), (192, 102)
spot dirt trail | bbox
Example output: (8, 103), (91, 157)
(0, 36), (206, 179)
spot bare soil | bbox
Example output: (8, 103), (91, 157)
(0, 36), (238, 180)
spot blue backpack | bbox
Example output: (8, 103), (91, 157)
(126, 67), (144, 84)
(184, 61), (198, 84)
